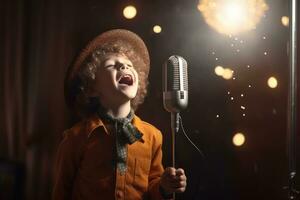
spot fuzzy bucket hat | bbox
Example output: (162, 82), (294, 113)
(64, 29), (150, 110)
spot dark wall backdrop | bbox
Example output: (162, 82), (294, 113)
(1, 0), (300, 199)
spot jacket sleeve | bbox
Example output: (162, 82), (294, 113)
(148, 130), (172, 200)
(52, 131), (80, 200)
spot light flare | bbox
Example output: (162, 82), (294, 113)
(198, 0), (269, 35)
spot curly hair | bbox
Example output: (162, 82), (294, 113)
(75, 41), (149, 114)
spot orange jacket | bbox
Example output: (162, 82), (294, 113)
(52, 114), (168, 200)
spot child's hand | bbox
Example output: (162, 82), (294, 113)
(160, 167), (187, 194)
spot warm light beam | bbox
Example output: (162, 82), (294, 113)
(198, 0), (269, 35)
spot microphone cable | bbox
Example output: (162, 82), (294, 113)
(178, 114), (206, 159)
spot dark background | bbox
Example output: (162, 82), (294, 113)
(1, 0), (300, 199)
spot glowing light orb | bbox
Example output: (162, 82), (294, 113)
(268, 77), (278, 88)
(153, 25), (162, 33)
(281, 16), (289, 27)
(215, 65), (224, 76)
(222, 68), (234, 79)
(198, 0), (269, 35)
(233, 132), (245, 146)
(123, 5), (137, 19)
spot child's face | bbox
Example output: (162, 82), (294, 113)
(90, 53), (139, 104)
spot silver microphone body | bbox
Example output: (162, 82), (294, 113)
(163, 55), (188, 113)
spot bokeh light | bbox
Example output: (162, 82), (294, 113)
(268, 76), (278, 88)
(123, 5), (137, 19)
(233, 132), (246, 146)
(153, 25), (162, 33)
(215, 65), (224, 76)
(281, 16), (289, 27)
(198, 0), (268, 35)
(222, 68), (234, 79)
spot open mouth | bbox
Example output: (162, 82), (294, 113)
(118, 74), (133, 86)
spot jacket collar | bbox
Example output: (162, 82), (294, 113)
(86, 114), (145, 143)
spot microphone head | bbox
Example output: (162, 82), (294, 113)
(163, 55), (188, 113)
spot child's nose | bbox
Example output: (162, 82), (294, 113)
(119, 64), (129, 70)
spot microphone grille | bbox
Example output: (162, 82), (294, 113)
(168, 55), (188, 91)
(169, 56), (180, 90)
(182, 58), (188, 91)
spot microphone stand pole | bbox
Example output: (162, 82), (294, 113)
(287, 0), (299, 199)
(171, 112), (179, 200)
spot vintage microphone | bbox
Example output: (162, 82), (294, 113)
(163, 55), (188, 199)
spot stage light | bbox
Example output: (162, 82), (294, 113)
(198, 0), (268, 35)
(123, 5), (137, 19)
(153, 25), (162, 33)
(233, 132), (245, 146)
(281, 16), (289, 27)
(222, 68), (233, 79)
(268, 77), (278, 88)
(215, 65), (224, 76)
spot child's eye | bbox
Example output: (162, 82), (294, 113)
(104, 64), (115, 68)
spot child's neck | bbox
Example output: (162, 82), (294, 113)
(101, 100), (131, 119)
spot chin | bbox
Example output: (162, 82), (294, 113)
(122, 91), (137, 100)
(118, 85), (138, 99)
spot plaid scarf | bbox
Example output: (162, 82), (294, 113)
(96, 104), (143, 174)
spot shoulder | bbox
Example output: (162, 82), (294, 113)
(62, 114), (102, 141)
(134, 115), (163, 142)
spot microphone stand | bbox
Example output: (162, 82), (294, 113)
(287, 0), (299, 199)
(171, 112), (180, 200)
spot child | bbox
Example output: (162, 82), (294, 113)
(53, 29), (186, 200)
